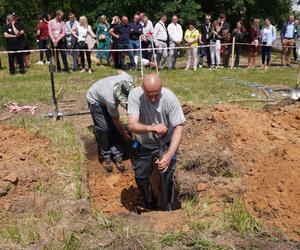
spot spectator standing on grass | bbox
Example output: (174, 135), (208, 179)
(260, 18), (276, 70)
(110, 16), (136, 70)
(293, 19), (299, 61)
(167, 15), (183, 70)
(129, 14), (143, 57)
(199, 14), (212, 68)
(219, 14), (231, 67)
(210, 20), (222, 69)
(154, 14), (168, 69)
(141, 16), (155, 61)
(66, 13), (80, 71)
(248, 18), (261, 68)
(36, 15), (50, 65)
(48, 10), (69, 72)
(139, 12), (153, 28)
(3, 14), (25, 75)
(87, 71), (135, 173)
(96, 15), (111, 65)
(127, 73), (185, 211)
(281, 15), (298, 67)
(184, 20), (200, 71)
(111, 16), (121, 69)
(232, 21), (246, 68)
(72, 16), (96, 74)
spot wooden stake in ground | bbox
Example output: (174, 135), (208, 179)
(231, 36), (236, 69)
(296, 62), (300, 87)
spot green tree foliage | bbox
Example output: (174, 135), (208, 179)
(0, 0), (292, 46)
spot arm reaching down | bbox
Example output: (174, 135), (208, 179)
(156, 124), (184, 172)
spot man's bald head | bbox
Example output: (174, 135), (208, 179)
(143, 74), (162, 103)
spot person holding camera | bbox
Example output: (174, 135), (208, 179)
(4, 14), (25, 75)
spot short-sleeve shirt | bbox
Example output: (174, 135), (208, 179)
(4, 22), (25, 51)
(113, 24), (130, 42)
(86, 72), (133, 117)
(128, 87), (186, 148)
(184, 29), (200, 48)
(36, 21), (49, 40)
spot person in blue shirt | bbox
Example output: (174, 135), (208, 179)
(110, 16), (136, 70)
(129, 14), (143, 57)
(281, 15), (298, 66)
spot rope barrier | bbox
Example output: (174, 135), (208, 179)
(0, 41), (298, 54)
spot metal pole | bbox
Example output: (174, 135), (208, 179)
(231, 36), (236, 70)
(150, 36), (159, 75)
(48, 48), (60, 120)
(139, 34), (144, 79)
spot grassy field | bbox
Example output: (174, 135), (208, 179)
(0, 52), (299, 249)
(0, 52), (298, 109)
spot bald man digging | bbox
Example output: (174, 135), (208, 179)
(127, 74), (185, 211)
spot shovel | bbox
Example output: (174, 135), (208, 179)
(292, 63), (300, 100)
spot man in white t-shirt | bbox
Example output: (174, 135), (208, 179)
(167, 15), (183, 70)
(127, 74), (185, 211)
(154, 15), (168, 69)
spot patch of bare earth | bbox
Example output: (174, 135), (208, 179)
(179, 101), (300, 241)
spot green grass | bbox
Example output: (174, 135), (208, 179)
(191, 237), (233, 250)
(227, 199), (260, 236)
(0, 53), (298, 110)
(160, 231), (187, 247)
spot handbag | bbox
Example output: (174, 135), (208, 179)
(78, 41), (87, 49)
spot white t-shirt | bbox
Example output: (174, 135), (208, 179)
(77, 25), (93, 42)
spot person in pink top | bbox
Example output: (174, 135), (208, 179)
(48, 10), (69, 72)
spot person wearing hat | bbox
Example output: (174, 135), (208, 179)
(86, 70), (135, 172)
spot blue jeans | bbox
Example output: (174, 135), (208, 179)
(118, 41), (135, 69)
(262, 45), (271, 65)
(129, 39), (140, 57)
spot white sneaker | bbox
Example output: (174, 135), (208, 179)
(193, 66), (197, 71)
(80, 69), (86, 73)
(36, 61), (43, 65)
(45, 61), (50, 64)
(88, 69), (92, 74)
(184, 67), (189, 71)
(198, 64), (203, 69)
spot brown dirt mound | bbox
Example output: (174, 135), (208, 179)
(0, 125), (55, 215)
(179, 103), (300, 240)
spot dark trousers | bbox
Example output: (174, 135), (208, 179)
(234, 45), (241, 67)
(118, 41), (135, 69)
(142, 40), (152, 61)
(8, 51), (25, 74)
(262, 45), (271, 65)
(131, 142), (176, 211)
(88, 103), (123, 162)
(293, 46), (297, 61)
(79, 44), (92, 69)
(223, 46), (231, 67)
(53, 40), (69, 71)
(199, 43), (211, 67)
(112, 42), (121, 69)
(38, 39), (50, 62)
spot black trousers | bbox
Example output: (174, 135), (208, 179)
(88, 103), (124, 162)
(38, 39), (50, 62)
(131, 142), (176, 211)
(262, 46), (271, 65)
(234, 45), (241, 67)
(112, 42), (121, 69)
(79, 44), (92, 69)
(53, 40), (69, 71)
(8, 51), (24, 74)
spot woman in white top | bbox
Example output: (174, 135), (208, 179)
(72, 16), (96, 73)
(260, 18), (276, 69)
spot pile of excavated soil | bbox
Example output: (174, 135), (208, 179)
(0, 126), (55, 215)
(179, 102), (300, 241)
